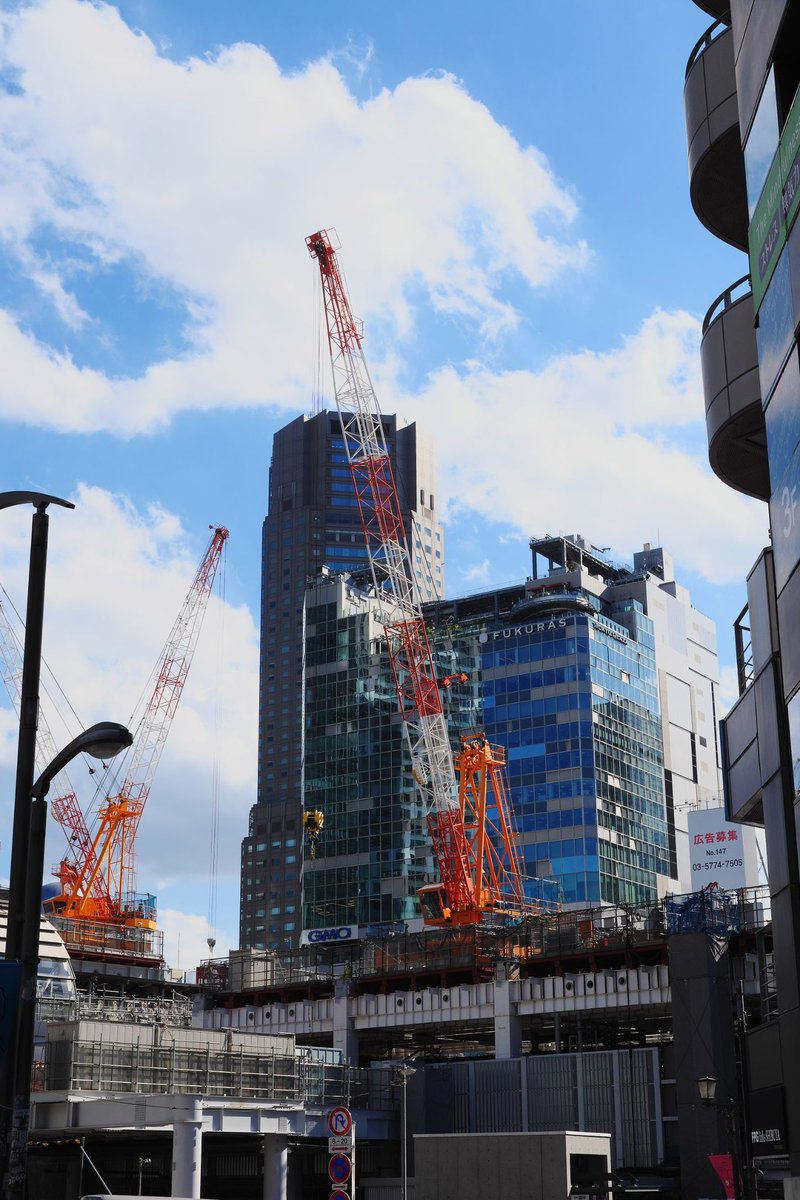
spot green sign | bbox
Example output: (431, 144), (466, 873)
(750, 88), (800, 313)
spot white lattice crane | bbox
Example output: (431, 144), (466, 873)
(307, 230), (537, 925)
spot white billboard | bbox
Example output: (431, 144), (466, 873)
(688, 807), (757, 890)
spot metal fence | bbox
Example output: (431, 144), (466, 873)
(48, 914), (164, 962)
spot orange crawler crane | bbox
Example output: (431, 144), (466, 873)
(418, 734), (527, 926)
(42, 525), (229, 954)
(307, 228), (554, 927)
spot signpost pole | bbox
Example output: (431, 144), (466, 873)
(327, 1105), (354, 1199)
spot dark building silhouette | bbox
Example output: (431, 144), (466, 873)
(685, 0), (800, 1187)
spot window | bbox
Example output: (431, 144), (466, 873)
(744, 69), (779, 217)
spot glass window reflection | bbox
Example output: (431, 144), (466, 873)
(745, 69), (780, 218)
(758, 249), (794, 398)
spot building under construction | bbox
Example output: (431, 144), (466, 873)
(24, 884), (777, 1198)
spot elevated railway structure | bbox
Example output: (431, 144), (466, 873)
(196, 887), (771, 1065)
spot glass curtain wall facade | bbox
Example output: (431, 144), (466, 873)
(301, 573), (478, 932)
(435, 600), (668, 906)
(241, 410), (443, 951)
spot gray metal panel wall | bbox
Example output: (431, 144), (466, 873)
(526, 1054), (578, 1132)
(419, 1050), (661, 1168)
(473, 1059), (523, 1133)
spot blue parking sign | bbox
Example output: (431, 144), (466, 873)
(328, 1153), (352, 1184)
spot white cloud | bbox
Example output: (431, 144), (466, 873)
(392, 310), (768, 586)
(0, 0), (588, 435)
(0, 486), (258, 921)
(460, 559), (491, 585)
(159, 907), (236, 972)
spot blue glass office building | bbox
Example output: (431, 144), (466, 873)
(476, 603), (667, 905)
(428, 537), (673, 907)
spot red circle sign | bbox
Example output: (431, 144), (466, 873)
(328, 1105), (353, 1136)
(328, 1153), (352, 1184)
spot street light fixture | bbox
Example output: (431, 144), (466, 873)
(138, 1155), (152, 1195)
(696, 1075), (743, 1200)
(5, 721), (133, 1199)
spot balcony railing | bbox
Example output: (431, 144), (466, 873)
(702, 274), (752, 334)
(685, 18), (728, 78)
(734, 604), (755, 694)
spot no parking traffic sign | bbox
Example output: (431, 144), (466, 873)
(328, 1153), (352, 1184)
(329, 1193), (349, 1200)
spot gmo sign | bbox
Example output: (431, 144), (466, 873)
(300, 926), (360, 946)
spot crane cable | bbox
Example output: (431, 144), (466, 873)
(206, 537), (227, 955)
(311, 267), (324, 415)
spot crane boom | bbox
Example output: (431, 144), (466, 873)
(307, 229), (530, 922)
(47, 525), (229, 925)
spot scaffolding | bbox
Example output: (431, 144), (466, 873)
(43, 1032), (369, 1107)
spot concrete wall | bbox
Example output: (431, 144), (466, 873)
(414, 1131), (610, 1200)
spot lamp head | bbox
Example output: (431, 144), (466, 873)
(31, 722), (133, 799)
(83, 723), (132, 760)
(697, 1075), (717, 1106)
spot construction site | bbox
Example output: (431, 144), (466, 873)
(0, 227), (781, 1200)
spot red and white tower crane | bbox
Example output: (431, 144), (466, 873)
(307, 229), (533, 925)
(43, 524), (229, 934)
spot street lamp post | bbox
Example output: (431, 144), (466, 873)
(0, 491), (74, 1197)
(137, 1155), (152, 1195)
(0, 493), (74, 964)
(395, 1065), (416, 1200)
(5, 722), (133, 1199)
(697, 1075), (746, 1200)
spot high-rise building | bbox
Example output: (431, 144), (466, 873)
(684, 0), (800, 1178)
(426, 535), (722, 906)
(300, 570), (479, 936)
(240, 410), (443, 951)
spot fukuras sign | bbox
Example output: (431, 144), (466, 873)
(300, 925), (360, 946)
(688, 808), (749, 890)
(480, 617), (572, 641)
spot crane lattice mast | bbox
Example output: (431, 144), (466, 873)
(57, 525), (229, 921)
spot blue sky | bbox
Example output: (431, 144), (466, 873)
(0, 0), (766, 967)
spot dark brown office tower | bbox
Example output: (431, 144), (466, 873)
(239, 410), (443, 951)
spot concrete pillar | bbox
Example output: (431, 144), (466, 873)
(264, 1133), (289, 1200)
(172, 1095), (203, 1198)
(494, 962), (522, 1059)
(332, 979), (359, 1064)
